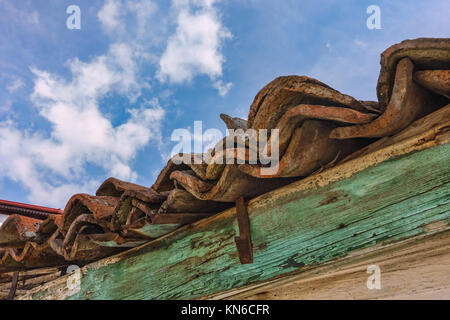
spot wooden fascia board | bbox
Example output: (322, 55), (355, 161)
(207, 225), (450, 300)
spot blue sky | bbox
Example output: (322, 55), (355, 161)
(0, 0), (448, 209)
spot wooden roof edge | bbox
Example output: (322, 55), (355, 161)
(17, 106), (450, 300)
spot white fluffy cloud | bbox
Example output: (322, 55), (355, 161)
(158, 0), (232, 94)
(98, 0), (158, 40)
(213, 80), (233, 96)
(98, 0), (123, 33)
(0, 0), (232, 207)
(0, 42), (164, 207)
(0, 1), (170, 207)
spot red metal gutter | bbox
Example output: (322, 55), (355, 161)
(0, 200), (62, 220)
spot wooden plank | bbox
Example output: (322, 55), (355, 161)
(207, 227), (450, 300)
(0, 289), (27, 300)
(0, 268), (62, 300)
(19, 119), (450, 300)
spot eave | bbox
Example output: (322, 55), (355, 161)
(18, 105), (450, 300)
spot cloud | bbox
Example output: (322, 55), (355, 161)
(158, 0), (232, 94)
(0, 1), (39, 28)
(97, 0), (163, 66)
(0, 100), (12, 115)
(98, 0), (160, 43)
(0, 0), (234, 206)
(127, 0), (158, 39)
(98, 0), (123, 34)
(0, 42), (165, 207)
(7, 77), (24, 93)
(213, 80), (233, 96)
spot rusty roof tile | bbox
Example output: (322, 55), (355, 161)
(158, 189), (233, 214)
(330, 57), (442, 139)
(247, 75), (371, 130)
(152, 159), (190, 193)
(239, 120), (358, 178)
(377, 38), (450, 109)
(170, 165), (294, 202)
(220, 114), (248, 130)
(0, 215), (42, 247)
(96, 177), (166, 203)
(61, 194), (119, 231)
(414, 70), (450, 99)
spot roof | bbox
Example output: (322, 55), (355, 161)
(17, 113), (450, 299)
(0, 37), (449, 274)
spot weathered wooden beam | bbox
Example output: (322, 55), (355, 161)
(7, 271), (18, 300)
(19, 114), (450, 300)
(0, 289), (27, 300)
(208, 226), (450, 300)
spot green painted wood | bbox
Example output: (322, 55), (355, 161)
(130, 223), (182, 238)
(31, 143), (450, 300)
